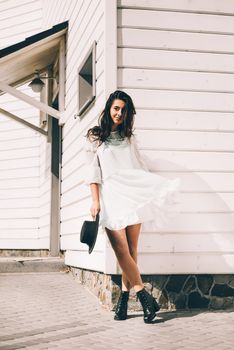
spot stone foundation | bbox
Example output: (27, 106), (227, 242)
(70, 268), (234, 311)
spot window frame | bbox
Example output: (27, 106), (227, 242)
(77, 41), (96, 117)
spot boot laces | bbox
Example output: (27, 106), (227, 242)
(116, 292), (129, 307)
(142, 292), (151, 309)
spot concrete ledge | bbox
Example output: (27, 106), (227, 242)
(0, 257), (68, 273)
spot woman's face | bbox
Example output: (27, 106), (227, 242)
(110, 99), (125, 130)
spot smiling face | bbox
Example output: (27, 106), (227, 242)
(110, 99), (126, 131)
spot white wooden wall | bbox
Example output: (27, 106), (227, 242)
(0, 0), (50, 249)
(117, 0), (234, 273)
(41, 0), (117, 272)
(0, 0), (42, 49)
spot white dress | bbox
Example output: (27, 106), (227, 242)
(83, 130), (181, 231)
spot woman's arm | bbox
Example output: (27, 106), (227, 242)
(90, 183), (100, 220)
(83, 136), (102, 219)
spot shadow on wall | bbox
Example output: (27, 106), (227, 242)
(139, 153), (234, 274)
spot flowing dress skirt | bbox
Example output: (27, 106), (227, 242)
(99, 168), (181, 231)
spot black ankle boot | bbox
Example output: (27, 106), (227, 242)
(114, 291), (129, 320)
(136, 288), (160, 323)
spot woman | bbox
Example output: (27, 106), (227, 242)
(83, 90), (181, 323)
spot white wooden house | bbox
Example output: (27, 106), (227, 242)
(1, 0), (234, 309)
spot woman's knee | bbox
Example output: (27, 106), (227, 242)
(115, 243), (130, 259)
(129, 248), (137, 262)
(105, 227), (130, 257)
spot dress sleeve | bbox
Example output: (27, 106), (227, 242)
(131, 134), (150, 172)
(83, 137), (102, 185)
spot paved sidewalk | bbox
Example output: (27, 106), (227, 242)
(0, 272), (233, 350)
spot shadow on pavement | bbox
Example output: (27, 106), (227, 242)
(126, 308), (234, 324)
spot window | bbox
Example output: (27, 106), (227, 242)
(78, 41), (96, 116)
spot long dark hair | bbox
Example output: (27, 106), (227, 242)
(85, 90), (136, 145)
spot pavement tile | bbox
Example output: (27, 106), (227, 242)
(0, 272), (234, 350)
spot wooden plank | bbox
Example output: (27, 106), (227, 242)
(39, 206), (50, 219)
(104, 0), (117, 99)
(118, 9), (234, 34)
(118, 0), (234, 14)
(0, 218), (38, 229)
(0, 0), (41, 17)
(39, 180), (50, 194)
(61, 185), (88, 208)
(138, 253), (234, 274)
(134, 110), (234, 132)
(0, 147), (38, 161)
(64, 249), (105, 272)
(189, 173), (234, 192)
(0, 178), (38, 189)
(185, 192), (231, 214)
(37, 227), (50, 240)
(125, 88), (234, 112)
(66, 0), (101, 53)
(118, 68), (234, 92)
(0, 137), (40, 151)
(0, 127), (39, 141)
(118, 48), (234, 73)
(0, 157), (39, 170)
(60, 200), (90, 222)
(137, 129), (234, 152)
(60, 168), (84, 194)
(0, 208), (39, 218)
(139, 232), (234, 253)
(0, 198), (39, 209)
(0, 0), (46, 252)
(0, 9), (41, 30)
(0, 19), (42, 38)
(0, 229), (38, 239)
(0, 168), (39, 179)
(141, 213), (234, 233)
(143, 192), (234, 213)
(39, 215), (50, 230)
(0, 239), (48, 249)
(61, 151), (84, 179)
(143, 150), (234, 172)
(39, 201), (50, 215)
(0, 188), (39, 199)
(118, 28), (234, 54)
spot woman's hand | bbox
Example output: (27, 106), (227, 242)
(90, 200), (100, 220)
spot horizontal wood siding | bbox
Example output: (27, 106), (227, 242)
(42, 0), (115, 271)
(0, 0), (42, 49)
(0, 90), (42, 248)
(0, 1), (44, 249)
(117, 0), (234, 273)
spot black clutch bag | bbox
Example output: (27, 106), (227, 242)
(80, 213), (100, 254)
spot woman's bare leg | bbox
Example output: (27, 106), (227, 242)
(105, 226), (144, 293)
(121, 223), (141, 291)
